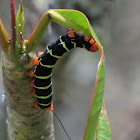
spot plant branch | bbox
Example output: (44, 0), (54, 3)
(0, 19), (10, 53)
(10, 0), (16, 55)
(26, 11), (51, 53)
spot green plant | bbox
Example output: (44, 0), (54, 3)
(0, 0), (111, 139)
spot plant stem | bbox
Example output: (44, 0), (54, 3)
(0, 19), (10, 54)
(10, 0), (16, 55)
(26, 11), (51, 53)
(2, 54), (55, 140)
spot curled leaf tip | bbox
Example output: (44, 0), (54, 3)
(20, 0), (23, 11)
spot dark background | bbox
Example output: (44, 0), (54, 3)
(0, 0), (140, 140)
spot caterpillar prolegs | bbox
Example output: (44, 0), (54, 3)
(28, 30), (98, 110)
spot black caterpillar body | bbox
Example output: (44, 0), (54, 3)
(34, 30), (98, 109)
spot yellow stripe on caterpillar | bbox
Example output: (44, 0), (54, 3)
(35, 82), (52, 90)
(59, 36), (70, 51)
(40, 61), (55, 68)
(36, 91), (53, 99)
(38, 101), (52, 106)
(46, 47), (61, 59)
(35, 73), (52, 79)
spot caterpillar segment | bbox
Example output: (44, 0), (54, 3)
(32, 58), (40, 65)
(68, 30), (75, 38)
(84, 36), (90, 42)
(38, 52), (43, 57)
(33, 101), (53, 111)
(28, 30), (98, 111)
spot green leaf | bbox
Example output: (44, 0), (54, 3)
(96, 102), (111, 140)
(9, 0), (25, 60)
(16, 0), (24, 38)
(83, 57), (105, 140)
(48, 10), (106, 140)
(49, 10), (90, 36)
(16, 0), (24, 54)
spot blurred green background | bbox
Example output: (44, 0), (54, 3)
(0, 0), (140, 140)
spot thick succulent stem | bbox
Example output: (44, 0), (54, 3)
(2, 54), (55, 140)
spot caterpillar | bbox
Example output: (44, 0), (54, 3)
(28, 30), (98, 111)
